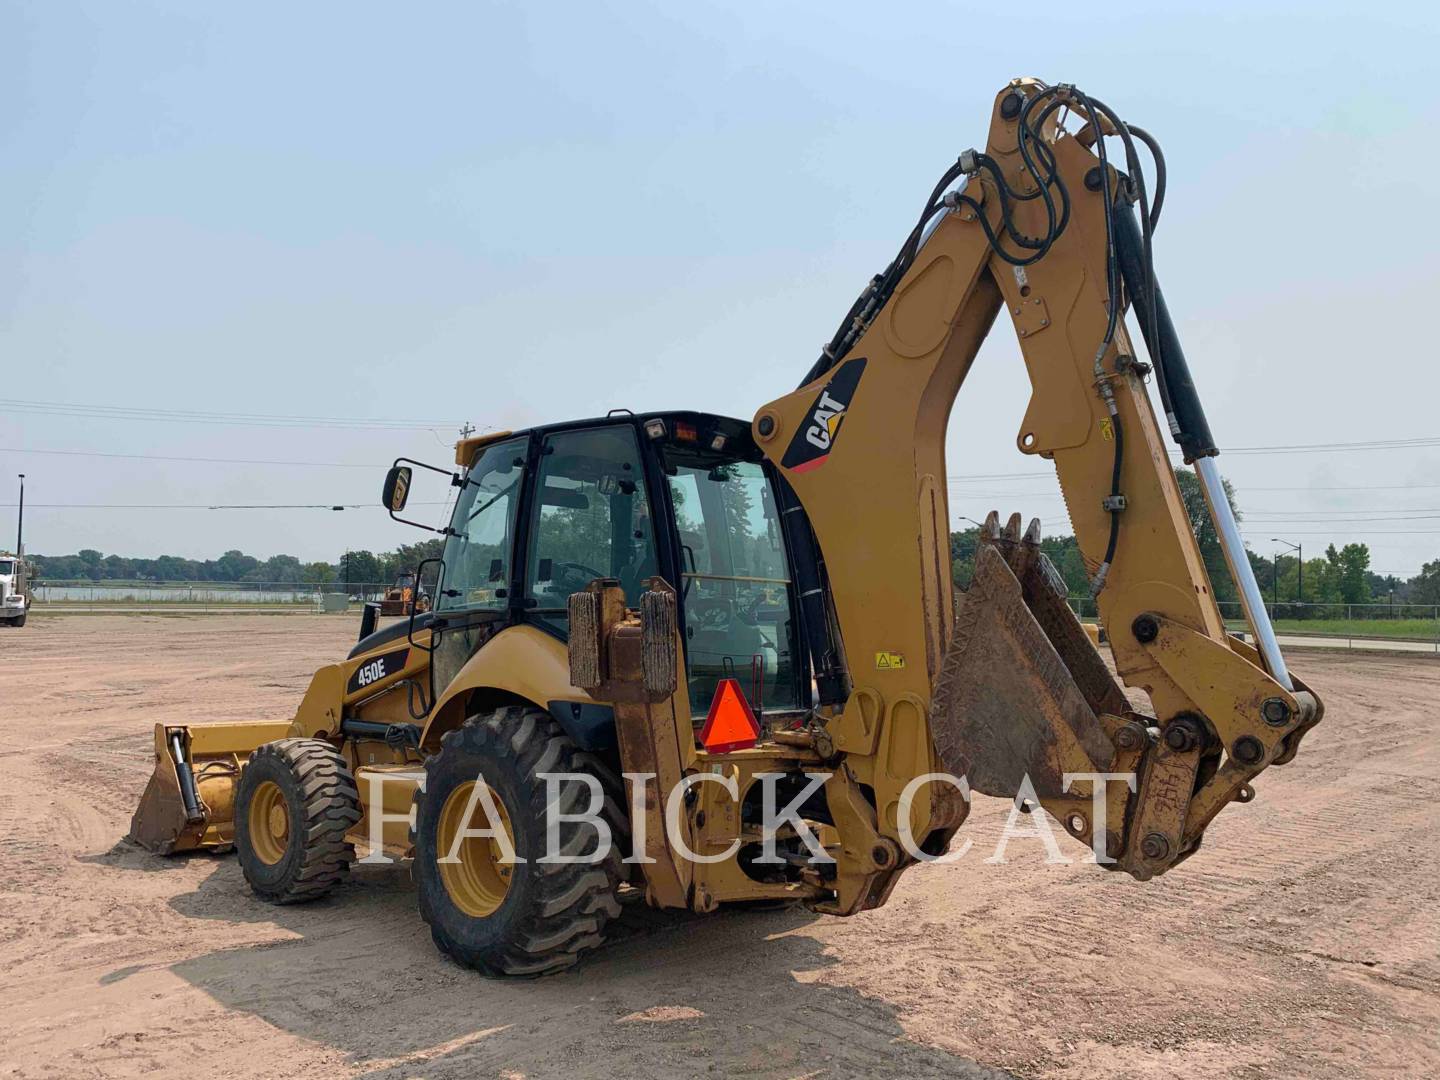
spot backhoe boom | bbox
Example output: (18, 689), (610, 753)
(753, 78), (1322, 879)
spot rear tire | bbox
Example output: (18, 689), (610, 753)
(236, 738), (361, 903)
(8, 612), (24, 628)
(412, 706), (624, 976)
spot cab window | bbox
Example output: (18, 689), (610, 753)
(665, 455), (800, 715)
(524, 425), (658, 633)
(438, 437), (527, 613)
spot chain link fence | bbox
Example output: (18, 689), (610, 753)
(1217, 600), (1440, 652)
(1068, 597), (1440, 653)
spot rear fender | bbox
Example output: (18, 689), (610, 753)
(421, 625), (596, 751)
(421, 595), (700, 755)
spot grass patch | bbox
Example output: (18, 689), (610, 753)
(1226, 617), (1438, 640)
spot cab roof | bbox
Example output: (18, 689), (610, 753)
(455, 410), (757, 467)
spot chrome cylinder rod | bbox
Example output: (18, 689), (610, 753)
(1194, 455), (1292, 690)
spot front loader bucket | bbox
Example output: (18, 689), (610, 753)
(931, 514), (1128, 799)
(128, 720), (291, 854)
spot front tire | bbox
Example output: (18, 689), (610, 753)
(236, 738), (361, 903)
(412, 706), (624, 976)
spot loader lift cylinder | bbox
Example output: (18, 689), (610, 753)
(1113, 201), (1292, 691)
(169, 732), (205, 824)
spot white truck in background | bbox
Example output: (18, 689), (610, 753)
(0, 552), (32, 627)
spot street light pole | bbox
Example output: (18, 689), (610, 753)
(1271, 538), (1302, 607)
(15, 474), (23, 557)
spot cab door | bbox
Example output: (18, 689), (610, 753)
(660, 455), (805, 719)
(431, 435), (529, 697)
(520, 424), (661, 635)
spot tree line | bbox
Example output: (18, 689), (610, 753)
(29, 540), (444, 587)
(948, 469), (1440, 610)
(27, 466), (1440, 608)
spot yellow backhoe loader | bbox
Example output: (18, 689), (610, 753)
(130, 79), (1322, 976)
(378, 571), (429, 617)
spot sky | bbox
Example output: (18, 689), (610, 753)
(3, 1), (1437, 580)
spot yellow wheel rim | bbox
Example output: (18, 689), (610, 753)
(436, 781), (515, 918)
(247, 780), (290, 865)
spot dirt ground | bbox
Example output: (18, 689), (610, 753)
(1, 615), (1436, 1079)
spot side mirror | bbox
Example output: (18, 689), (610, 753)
(382, 466), (412, 512)
(383, 457), (454, 534)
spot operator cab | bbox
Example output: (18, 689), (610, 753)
(378, 411), (809, 726)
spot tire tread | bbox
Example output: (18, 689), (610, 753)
(412, 705), (626, 977)
(237, 738), (360, 904)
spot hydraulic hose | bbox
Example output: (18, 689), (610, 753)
(1126, 124), (1166, 227)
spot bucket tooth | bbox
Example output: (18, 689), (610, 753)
(933, 544), (1116, 799)
(982, 510), (1001, 539)
(1003, 512), (1022, 542)
(1023, 517), (1042, 545)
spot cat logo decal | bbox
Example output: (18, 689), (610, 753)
(780, 357), (867, 474)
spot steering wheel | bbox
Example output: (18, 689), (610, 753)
(685, 597), (734, 628)
(551, 560), (606, 591)
(736, 592), (765, 626)
(692, 594), (764, 627)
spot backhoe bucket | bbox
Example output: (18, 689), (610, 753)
(128, 720), (290, 854)
(930, 514), (1126, 799)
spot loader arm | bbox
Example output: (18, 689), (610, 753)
(755, 79), (1322, 879)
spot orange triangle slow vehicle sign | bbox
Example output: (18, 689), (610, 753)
(699, 678), (762, 753)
